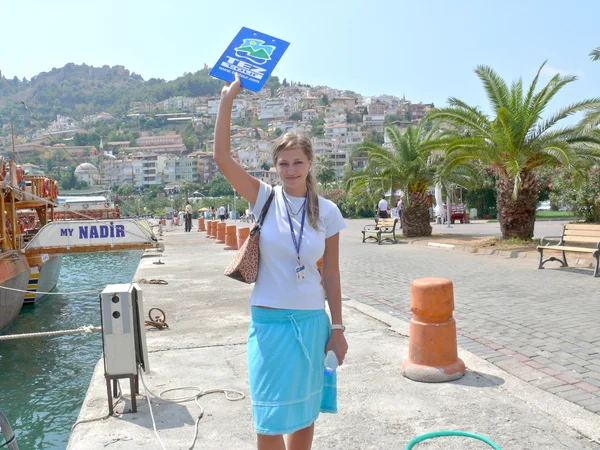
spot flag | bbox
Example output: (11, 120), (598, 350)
(203, 63), (209, 70)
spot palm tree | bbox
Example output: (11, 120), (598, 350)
(427, 62), (600, 239)
(590, 47), (600, 61)
(348, 123), (449, 237)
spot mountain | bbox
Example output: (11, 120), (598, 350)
(0, 63), (233, 131)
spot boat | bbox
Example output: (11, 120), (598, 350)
(53, 195), (120, 220)
(15, 174), (63, 306)
(0, 160), (34, 332)
(16, 188), (118, 304)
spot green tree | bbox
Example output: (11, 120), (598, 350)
(549, 165), (600, 222)
(428, 62), (600, 239)
(315, 156), (337, 186)
(183, 135), (200, 151)
(590, 47), (600, 61)
(310, 115), (325, 138)
(208, 174), (234, 197)
(349, 124), (449, 237)
(289, 112), (302, 121)
(117, 184), (134, 196)
(60, 166), (77, 190)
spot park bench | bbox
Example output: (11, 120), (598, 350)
(361, 218), (399, 245)
(537, 223), (600, 277)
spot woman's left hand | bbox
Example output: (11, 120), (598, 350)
(326, 330), (348, 365)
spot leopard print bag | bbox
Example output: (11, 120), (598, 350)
(224, 190), (275, 283)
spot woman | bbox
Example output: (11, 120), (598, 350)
(214, 73), (348, 450)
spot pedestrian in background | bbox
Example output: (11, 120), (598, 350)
(184, 202), (192, 232)
(377, 195), (389, 219)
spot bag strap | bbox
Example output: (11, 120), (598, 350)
(256, 190), (276, 229)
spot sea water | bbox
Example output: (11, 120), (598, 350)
(0, 251), (142, 450)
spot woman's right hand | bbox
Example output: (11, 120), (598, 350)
(221, 72), (242, 101)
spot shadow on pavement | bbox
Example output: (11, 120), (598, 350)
(451, 370), (505, 388)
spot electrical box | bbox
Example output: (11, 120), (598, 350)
(100, 283), (149, 376)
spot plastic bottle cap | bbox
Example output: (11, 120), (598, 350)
(324, 368), (334, 376)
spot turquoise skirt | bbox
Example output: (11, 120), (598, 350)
(248, 307), (337, 435)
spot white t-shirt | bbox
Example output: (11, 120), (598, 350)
(378, 199), (388, 211)
(250, 182), (347, 310)
(397, 199), (402, 211)
(219, 206), (226, 215)
(185, 204), (192, 214)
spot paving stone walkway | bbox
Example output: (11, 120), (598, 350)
(339, 220), (600, 415)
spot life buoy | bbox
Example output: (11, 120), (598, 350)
(82, 203), (89, 209)
(43, 178), (50, 197)
(53, 180), (59, 199)
(104, 202), (110, 208)
(0, 157), (4, 181)
(64, 203), (70, 210)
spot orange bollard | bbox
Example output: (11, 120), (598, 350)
(402, 278), (465, 382)
(224, 225), (238, 250)
(205, 220), (213, 239)
(198, 217), (206, 232)
(237, 227), (250, 249)
(208, 221), (217, 239)
(216, 222), (226, 244)
(316, 258), (324, 286)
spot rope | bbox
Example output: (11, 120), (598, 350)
(135, 279), (168, 285)
(139, 370), (245, 450)
(145, 307), (169, 330)
(0, 325), (101, 341)
(0, 284), (99, 295)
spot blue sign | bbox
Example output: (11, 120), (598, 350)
(210, 27), (290, 93)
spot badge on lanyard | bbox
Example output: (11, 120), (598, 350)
(295, 264), (306, 282)
(283, 190), (308, 283)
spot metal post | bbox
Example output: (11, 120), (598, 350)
(446, 193), (452, 228)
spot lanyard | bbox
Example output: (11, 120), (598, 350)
(283, 190), (308, 265)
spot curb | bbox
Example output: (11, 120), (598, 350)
(342, 297), (600, 443)
(404, 239), (596, 269)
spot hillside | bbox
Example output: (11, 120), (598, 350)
(0, 63), (260, 133)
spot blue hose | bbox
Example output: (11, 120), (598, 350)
(406, 430), (501, 449)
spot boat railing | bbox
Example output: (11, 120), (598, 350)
(22, 176), (58, 203)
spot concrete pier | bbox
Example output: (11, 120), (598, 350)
(68, 227), (600, 449)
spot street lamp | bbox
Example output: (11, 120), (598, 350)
(233, 189), (237, 219)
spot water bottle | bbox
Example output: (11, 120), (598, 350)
(324, 350), (339, 376)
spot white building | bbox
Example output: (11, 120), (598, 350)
(324, 123), (349, 138)
(74, 162), (102, 186)
(363, 115), (386, 133)
(238, 147), (270, 169)
(104, 159), (134, 189)
(49, 115), (79, 133)
(207, 98), (246, 119)
(162, 96), (195, 111)
(165, 155), (198, 183)
(324, 113), (346, 125)
(258, 98), (296, 121)
(131, 154), (167, 189)
(302, 109), (318, 121)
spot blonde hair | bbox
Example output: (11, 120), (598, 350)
(273, 133), (319, 229)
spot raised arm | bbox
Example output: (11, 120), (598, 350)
(213, 73), (260, 205)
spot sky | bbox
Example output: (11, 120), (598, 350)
(1, 0), (599, 117)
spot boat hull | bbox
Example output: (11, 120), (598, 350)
(0, 253), (31, 333)
(24, 254), (63, 305)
